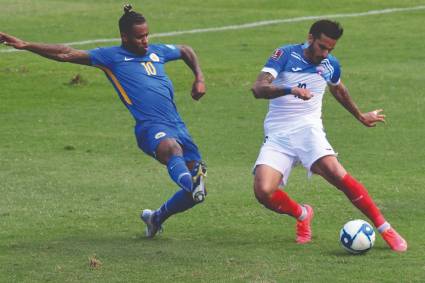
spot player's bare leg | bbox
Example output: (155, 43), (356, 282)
(254, 165), (314, 244)
(312, 155), (407, 252)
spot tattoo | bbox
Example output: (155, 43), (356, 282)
(25, 43), (90, 65)
(257, 72), (274, 84)
(251, 72), (288, 99)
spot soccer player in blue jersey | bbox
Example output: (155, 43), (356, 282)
(251, 19), (407, 252)
(0, 4), (207, 238)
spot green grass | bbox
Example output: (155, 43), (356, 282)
(1, 1), (425, 282)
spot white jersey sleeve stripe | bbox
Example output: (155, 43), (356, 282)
(327, 78), (341, 86)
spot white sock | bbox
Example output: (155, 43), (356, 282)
(297, 205), (307, 221)
(377, 222), (391, 233)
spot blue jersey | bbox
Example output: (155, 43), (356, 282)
(88, 44), (183, 126)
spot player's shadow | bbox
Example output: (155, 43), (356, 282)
(326, 245), (389, 256)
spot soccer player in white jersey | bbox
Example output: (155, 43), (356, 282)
(251, 19), (407, 252)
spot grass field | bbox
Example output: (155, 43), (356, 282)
(1, 1), (425, 282)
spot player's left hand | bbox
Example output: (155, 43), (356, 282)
(0, 32), (27, 49)
(360, 109), (386, 127)
(191, 80), (206, 100)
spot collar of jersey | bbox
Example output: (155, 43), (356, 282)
(120, 45), (151, 59)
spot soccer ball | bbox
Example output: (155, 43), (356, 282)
(339, 219), (375, 254)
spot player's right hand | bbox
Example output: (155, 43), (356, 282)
(0, 32), (27, 49)
(191, 80), (206, 101)
(359, 109), (386, 127)
(292, 87), (313, 100)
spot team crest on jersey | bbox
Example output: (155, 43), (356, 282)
(149, 53), (160, 62)
(317, 64), (332, 82)
(316, 65), (325, 76)
(155, 132), (166, 139)
(271, 49), (283, 60)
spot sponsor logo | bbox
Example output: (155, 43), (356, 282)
(124, 57), (135, 61)
(291, 67), (302, 72)
(316, 66), (325, 75)
(155, 132), (166, 139)
(149, 53), (160, 62)
(271, 49), (283, 60)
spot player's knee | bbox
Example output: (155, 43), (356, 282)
(156, 138), (183, 164)
(253, 182), (274, 205)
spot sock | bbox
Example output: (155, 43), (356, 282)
(340, 174), (386, 228)
(377, 222), (391, 233)
(263, 189), (303, 218)
(155, 189), (197, 225)
(167, 155), (193, 193)
(298, 206), (308, 221)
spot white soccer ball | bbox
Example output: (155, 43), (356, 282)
(339, 219), (375, 254)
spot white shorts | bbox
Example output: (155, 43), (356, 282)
(254, 126), (337, 186)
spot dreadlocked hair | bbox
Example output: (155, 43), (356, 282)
(119, 4), (146, 34)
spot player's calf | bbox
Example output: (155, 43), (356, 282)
(167, 155), (193, 193)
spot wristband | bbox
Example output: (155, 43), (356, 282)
(283, 87), (292, 95)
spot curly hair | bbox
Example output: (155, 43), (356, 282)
(309, 19), (343, 40)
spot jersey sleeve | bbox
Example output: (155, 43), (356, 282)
(158, 44), (181, 62)
(262, 47), (290, 78)
(326, 56), (341, 85)
(88, 47), (114, 68)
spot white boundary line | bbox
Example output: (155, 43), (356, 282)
(1, 5), (424, 53)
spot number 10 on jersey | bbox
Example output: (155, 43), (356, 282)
(141, 62), (157, 75)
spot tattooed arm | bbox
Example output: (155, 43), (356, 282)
(251, 72), (313, 100)
(0, 32), (90, 65)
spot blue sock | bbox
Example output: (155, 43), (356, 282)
(167, 155), (193, 192)
(155, 189), (197, 225)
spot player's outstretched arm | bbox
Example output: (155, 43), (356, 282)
(328, 81), (386, 127)
(179, 45), (205, 101)
(0, 32), (90, 65)
(251, 72), (313, 100)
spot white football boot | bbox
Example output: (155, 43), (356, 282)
(140, 209), (162, 238)
(191, 161), (207, 203)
